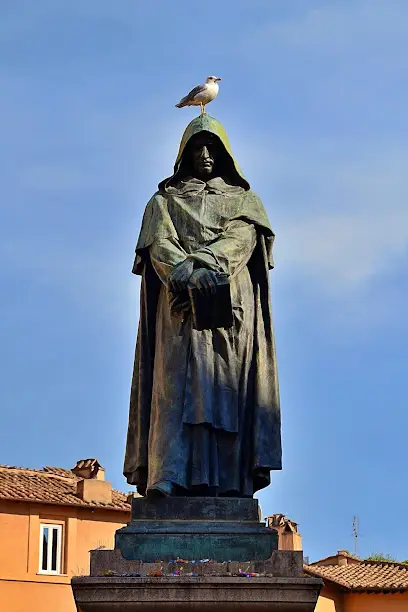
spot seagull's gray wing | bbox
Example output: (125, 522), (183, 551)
(176, 83), (206, 107)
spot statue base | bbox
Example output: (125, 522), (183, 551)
(72, 575), (322, 612)
(71, 497), (322, 611)
(72, 550), (322, 611)
(115, 496), (277, 562)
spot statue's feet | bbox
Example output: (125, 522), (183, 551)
(136, 484), (146, 496)
(146, 480), (174, 498)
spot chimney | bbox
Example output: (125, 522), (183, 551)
(72, 458), (105, 480)
(266, 514), (303, 551)
(310, 550), (361, 567)
(336, 550), (360, 566)
(73, 459), (112, 504)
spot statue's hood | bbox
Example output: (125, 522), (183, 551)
(159, 115), (250, 191)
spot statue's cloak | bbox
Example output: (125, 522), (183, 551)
(124, 115), (281, 495)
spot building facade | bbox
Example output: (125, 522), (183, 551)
(265, 515), (408, 611)
(305, 550), (408, 611)
(3, 484), (407, 612)
(0, 459), (130, 612)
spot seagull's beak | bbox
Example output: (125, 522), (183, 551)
(215, 77), (222, 82)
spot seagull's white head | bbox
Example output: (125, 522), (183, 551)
(206, 76), (222, 83)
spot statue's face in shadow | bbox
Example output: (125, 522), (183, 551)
(190, 134), (218, 180)
(177, 132), (238, 185)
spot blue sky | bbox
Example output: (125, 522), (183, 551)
(1, 0), (407, 562)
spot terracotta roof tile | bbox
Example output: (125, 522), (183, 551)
(0, 465), (130, 512)
(43, 466), (77, 477)
(305, 560), (408, 592)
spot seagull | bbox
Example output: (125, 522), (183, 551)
(175, 76), (221, 114)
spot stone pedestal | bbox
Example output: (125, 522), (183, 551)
(71, 497), (322, 611)
(116, 497), (277, 562)
(72, 574), (322, 611)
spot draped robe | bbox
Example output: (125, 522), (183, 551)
(124, 175), (282, 497)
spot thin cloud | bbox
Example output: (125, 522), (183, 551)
(275, 148), (408, 289)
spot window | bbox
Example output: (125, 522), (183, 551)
(39, 524), (63, 574)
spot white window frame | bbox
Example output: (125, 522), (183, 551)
(38, 523), (63, 575)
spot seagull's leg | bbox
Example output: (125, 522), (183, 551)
(200, 102), (204, 114)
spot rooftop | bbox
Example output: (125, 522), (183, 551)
(0, 462), (130, 512)
(305, 550), (408, 593)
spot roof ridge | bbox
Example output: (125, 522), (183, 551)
(309, 552), (361, 565)
(0, 467), (130, 511)
(304, 561), (408, 592)
(0, 465), (76, 481)
(0, 464), (128, 495)
(362, 559), (408, 570)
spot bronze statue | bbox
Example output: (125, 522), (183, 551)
(124, 115), (281, 498)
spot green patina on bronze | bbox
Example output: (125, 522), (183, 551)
(160, 114), (250, 190)
(124, 115), (282, 499)
(174, 114), (248, 185)
(116, 497), (278, 562)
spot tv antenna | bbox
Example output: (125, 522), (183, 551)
(352, 516), (359, 556)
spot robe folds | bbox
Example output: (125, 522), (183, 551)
(124, 176), (282, 497)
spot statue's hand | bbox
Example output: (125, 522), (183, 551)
(189, 269), (218, 296)
(168, 259), (194, 293)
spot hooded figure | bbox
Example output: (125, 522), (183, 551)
(124, 115), (281, 498)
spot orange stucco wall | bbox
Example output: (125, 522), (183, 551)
(311, 584), (408, 612)
(314, 585), (344, 612)
(345, 592), (408, 611)
(0, 580), (74, 612)
(0, 499), (129, 612)
(0, 504), (30, 577)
